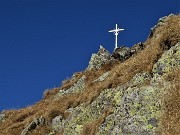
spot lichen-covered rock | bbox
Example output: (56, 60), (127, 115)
(97, 73), (161, 135)
(97, 43), (180, 135)
(128, 72), (151, 87)
(87, 45), (111, 70)
(50, 72), (161, 135)
(49, 71), (160, 135)
(152, 42), (180, 76)
(55, 75), (86, 98)
(62, 90), (114, 135)
(112, 46), (131, 61)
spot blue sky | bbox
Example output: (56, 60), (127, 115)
(0, 0), (179, 111)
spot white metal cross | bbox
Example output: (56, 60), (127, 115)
(109, 24), (124, 49)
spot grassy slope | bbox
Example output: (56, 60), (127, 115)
(0, 15), (179, 135)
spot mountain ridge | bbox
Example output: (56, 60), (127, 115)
(0, 14), (180, 135)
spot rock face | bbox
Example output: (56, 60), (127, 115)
(112, 46), (131, 61)
(87, 45), (111, 70)
(1, 14), (180, 135)
(21, 116), (45, 135)
(153, 42), (180, 76)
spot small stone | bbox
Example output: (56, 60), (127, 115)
(39, 116), (45, 126)
(93, 72), (109, 82)
(0, 113), (5, 122)
(148, 118), (158, 127)
(33, 118), (39, 125)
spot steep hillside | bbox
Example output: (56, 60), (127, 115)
(0, 14), (180, 135)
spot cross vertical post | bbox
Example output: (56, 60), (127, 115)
(115, 24), (118, 49)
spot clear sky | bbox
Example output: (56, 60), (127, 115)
(0, 0), (179, 111)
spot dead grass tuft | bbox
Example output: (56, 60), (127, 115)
(81, 109), (113, 135)
(160, 69), (180, 135)
(31, 125), (52, 135)
(43, 71), (83, 100)
(61, 72), (84, 90)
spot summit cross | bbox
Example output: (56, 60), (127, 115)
(109, 24), (124, 49)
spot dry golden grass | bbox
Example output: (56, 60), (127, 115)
(61, 72), (84, 90)
(0, 14), (179, 135)
(43, 71), (84, 100)
(30, 126), (52, 135)
(160, 69), (180, 135)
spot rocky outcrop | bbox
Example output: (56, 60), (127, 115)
(148, 14), (175, 38)
(152, 42), (180, 76)
(112, 46), (131, 61)
(111, 43), (144, 62)
(87, 45), (111, 70)
(20, 116), (45, 135)
(53, 72), (154, 135)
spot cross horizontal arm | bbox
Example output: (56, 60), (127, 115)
(108, 28), (124, 33)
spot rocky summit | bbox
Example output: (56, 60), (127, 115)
(0, 14), (180, 135)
